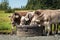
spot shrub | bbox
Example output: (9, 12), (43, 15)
(5, 9), (15, 13)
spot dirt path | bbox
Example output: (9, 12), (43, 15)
(0, 35), (60, 40)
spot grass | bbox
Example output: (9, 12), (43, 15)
(0, 11), (12, 33)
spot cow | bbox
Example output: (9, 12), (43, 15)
(30, 10), (60, 35)
(20, 11), (35, 25)
(30, 10), (44, 25)
(9, 12), (27, 34)
(9, 11), (35, 27)
(9, 12), (27, 26)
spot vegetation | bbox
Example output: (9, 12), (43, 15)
(25, 0), (60, 10)
(0, 0), (60, 33)
(5, 8), (15, 13)
(1, 0), (60, 11)
(0, 11), (12, 33)
(0, 0), (15, 13)
(0, 0), (9, 10)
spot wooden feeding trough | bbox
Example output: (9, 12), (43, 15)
(16, 24), (44, 37)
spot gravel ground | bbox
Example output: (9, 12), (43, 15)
(0, 35), (60, 40)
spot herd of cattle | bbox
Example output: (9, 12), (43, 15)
(9, 9), (60, 36)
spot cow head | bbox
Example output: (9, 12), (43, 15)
(9, 12), (21, 26)
(23, 12), (35, 25)
(30, 10), (44, 25)
(20, 16), (26, 25)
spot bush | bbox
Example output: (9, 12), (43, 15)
(5, 9), (15, 13)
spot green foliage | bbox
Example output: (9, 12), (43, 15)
(0, 0), (9, 10)
(25, 0), (60, 10)
(5, 9), (15, 13)
(13, 8), (21, 10)
(0, 22), (11, 30)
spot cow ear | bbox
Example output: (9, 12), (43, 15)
(35, 11), (41, 15)
(15, 15), (19, 18)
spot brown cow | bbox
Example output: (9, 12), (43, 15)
(9, 12), (27, 26)
(9, 12), (27, 34)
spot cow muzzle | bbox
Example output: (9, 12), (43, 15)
(25, 18), (29, 21)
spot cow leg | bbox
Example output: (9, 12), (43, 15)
(54, 24), (55, 34)
(44, 22), (50, 36)
(44, 24), (47, 35)
(11, 25), (17, 35)
(50, 24), (52, 35)
(56, 23), (59, 34)
(41, 25), (46, 36)
(11, 26), (14, 34)
(45, 25), (50, 36)
(54, 24), (56, 34)
(54, 23), (58, 34)
(47, 24), (51, 36)
(55, 24), (58, 34)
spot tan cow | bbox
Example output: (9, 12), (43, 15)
(30, 10), (44, 25)
(30, 10), (60, 35)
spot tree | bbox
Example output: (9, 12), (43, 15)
(25, 0), (60, 10)
(0, 0), (9, 10)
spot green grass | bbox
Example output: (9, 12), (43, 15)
(0, 11), (12, 32)
(50, 24), (60, 32)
